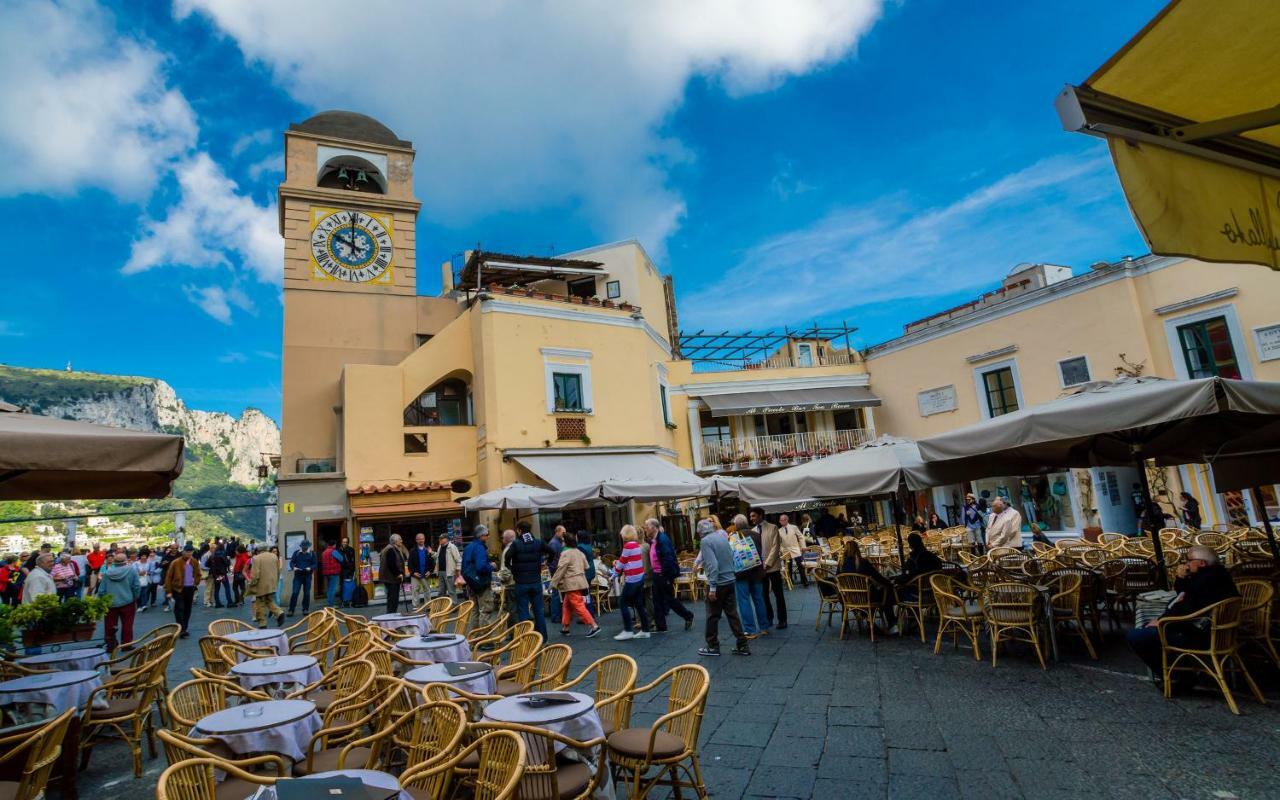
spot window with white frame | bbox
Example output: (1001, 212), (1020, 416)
(553, 372), (585, 411)
(972, 358), (1022, 419)
(1058, 356), (1090, 387)
(542, 348), (593, 414)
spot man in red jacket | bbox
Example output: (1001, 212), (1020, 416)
(86, 543), (106, 591)
(320, 541), (343, 607)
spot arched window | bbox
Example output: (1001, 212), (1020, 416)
(318, 154), (388, 194)
(404, 378), (471, 426)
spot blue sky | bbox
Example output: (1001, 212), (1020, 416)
(0, 0), (1164, 422)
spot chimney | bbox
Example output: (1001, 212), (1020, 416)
(441, 260), (455, 294)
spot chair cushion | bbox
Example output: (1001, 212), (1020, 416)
(946, 603), (983, 618)
(495, 679), (524, 697)
(607, 728), (686, 760)
(294, 746), (373, 776)
(305, 688), (336, 713)
(215, 776), (263, 800)
(517, 761), (591, 799)
(0, 780), (18, 800)
(98, 696), (144, 718)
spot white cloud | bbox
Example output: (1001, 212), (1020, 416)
(174, 0), (884, 255)
(183, 284), (254, 324)
(217, 351), (248, 363)
(0, 0), (197, 199)
(680, 152), (1133, 329)
(231, 129), (272, 158)
(125, 153), (280, 284)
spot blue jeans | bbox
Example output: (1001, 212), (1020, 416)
(735, 577), (768, 634)
(289, 571), (312, 613)
(514, 583), (548, 640)
(325, 574), (341, 606)
(619, 581), (650, 631)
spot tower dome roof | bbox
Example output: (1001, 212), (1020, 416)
(289, 110), (410, 148)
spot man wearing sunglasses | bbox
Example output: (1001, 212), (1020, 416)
(1126, 545), (1238, 693)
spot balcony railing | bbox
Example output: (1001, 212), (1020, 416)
(701, 428), (873, 471)
(693, 348), (859, 373)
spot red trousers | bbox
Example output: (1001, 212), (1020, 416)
(561, 590), (595, 627)
(104, 601), (136, 651)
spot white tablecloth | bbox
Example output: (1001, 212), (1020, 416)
(394, 634), (471, 664)
(17, 647), (107, 672)
(225, 629), (290, 657)
(249, 769), (411, 800)
(191, 699), (321, 763)
(483, 691), (604, 753)
(0, 670), (103, 711)
(231, 656), (323, 696)
(371, 613), (432, 636)
(404, 662), (496, 697)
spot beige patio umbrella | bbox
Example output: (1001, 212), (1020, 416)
(917, 376), (1280, 579)
(0, 406), (185, 500)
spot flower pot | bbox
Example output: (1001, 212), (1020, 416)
(22, 622), (95, 650)
(1082, 526), (1103, 542)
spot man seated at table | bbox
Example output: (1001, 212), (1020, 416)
(1126, 545), (1238, 693)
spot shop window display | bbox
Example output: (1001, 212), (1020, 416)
(971, 473), (1076, 532)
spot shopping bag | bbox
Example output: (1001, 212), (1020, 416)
(729, 533), (761, 573)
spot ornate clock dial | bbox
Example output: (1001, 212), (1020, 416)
(311, 209), (394, 282)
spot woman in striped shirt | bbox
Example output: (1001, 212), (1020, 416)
(612, 525), (651, 641)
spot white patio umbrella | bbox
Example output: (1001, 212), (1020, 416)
(460, 482), (555, 512)
(527, 476), (711, 509)
(917, 376), (1280, 577)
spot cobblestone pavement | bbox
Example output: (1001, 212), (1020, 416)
(73, 583), (1280, 799)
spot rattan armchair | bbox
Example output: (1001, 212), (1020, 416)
(474, 720), (605, 800)
(467, 613), (511, 646)
(280, 609), (329, 639)
(496, 643), (572, 696)
(156, 728), (290, 780)
(557, 653), (638, 735)
(607, 664), (709, 800)
(1046, 573), (1098, 660)
(0, 708), (75, 800)
(477, 630), (543, 670)
(197, 636), (270, 677)
(206, 618), (253, 637)
(293, 686), (397, 776)
(166, 677), (270, 731)
(343, 700), (467, 773)
(813, 569), (844, 633)
(155, 757), (276, 800)
(833, 573), (881, 641)
(80, 650), (171, 776)
(422, 681), (502, 722)
(894, 571), (938, 643)
(399, 729), (526, 800)
(1157, 597), (1266, 715)
(930, 574), (983, 661)
(1236, 579), (1280, 668)
(286, 657), (376, 714)
(981, 582), (1047, 670)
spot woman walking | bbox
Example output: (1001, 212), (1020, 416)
(612, 525), (651, 640)
(551, 531), (600, 638)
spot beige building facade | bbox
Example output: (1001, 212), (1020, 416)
(275, 110), (1280, 572)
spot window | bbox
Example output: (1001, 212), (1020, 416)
(659, 384), (671, 425)
(699, 410), (730, 444)
(568, 277), (596, 299)
(982, 366), (1019, 417)
(404, 379), (470, 426)
(1177, 316), (1242, 379)
(404, 433), (428, 453)
(606, 280), (621, 299)
(415, 333), (433, 348)
(553, 372), (585, 411)
(1058, 356), (1090, 387)
(796, 343), (814, 367)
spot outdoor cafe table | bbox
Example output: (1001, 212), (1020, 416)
(482, 690), (612, 799)
(230, 655), (322, 698)
(371, 612), (432, 636)
(191, 699), (321, 763)
(225, 628), (290, 658)
(394, 633), (471, 663)
(0, 670), (103, 723)
(250, 769), (412, 800)
(16, 647), (107, 673)
(404, 662), (497, 698)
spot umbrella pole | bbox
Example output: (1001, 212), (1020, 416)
(891, 488), (906, 563)
(1249, 487), (1280, 560)
(1134, 450), (1169, 587)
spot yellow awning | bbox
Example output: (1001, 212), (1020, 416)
(1056, 0), (1280, 269)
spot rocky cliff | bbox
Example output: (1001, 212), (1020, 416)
(0, 365), (279, 485)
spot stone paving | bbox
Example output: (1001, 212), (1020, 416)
(72, 583), (1280, 799)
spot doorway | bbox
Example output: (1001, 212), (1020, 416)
(312, 519), (345, 598)
(1090, 467), (1139, 535)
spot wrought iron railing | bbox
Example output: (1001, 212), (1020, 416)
(700, 428), (873, 470)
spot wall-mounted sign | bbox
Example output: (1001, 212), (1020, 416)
(917, 385), (958, 417)
(1255, 323), (1280, 362)
(743, 402), (857, 415)
(282, 502), (295, 514)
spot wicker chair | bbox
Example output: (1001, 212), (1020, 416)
(894, 571), (938, 643)
(422, 682), (502, 723)
(155, 757), (276, 800)
(287, 657), (376, 714)
(156, 728), (290, 790)
(1236, 579), (1280, 668)
(206, 619), (252, 637)
(834, 573), (879, 641)
(294, 686), (398, 776)
(557, 653), (638, 735)
(473, 721), (604, 800)
(198, 636), (272, 676)
(607, 664), (709, 800)
(981, 582), (1047, 670)
(0, 708), (75, 800)
(1158, 597), (1266, 715)
(328, 700), (467, 774)
(399, 730), (526, 800)
(1042, 566), (1104, 641)
(813, 569), (844, 633)
(478, 630), (543, 670)
(80, 650), (172, 776)
(466, 613), (511, 647)
(496, 643), (573, 696)
(166, 677), (270, 731)
(929, 574), (983, 661)
(1045, 573), (1098, 660)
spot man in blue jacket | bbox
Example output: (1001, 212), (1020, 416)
(645, 518), (694, 632)
(462, 525), (497, 627)
(287, 540), (316, 616)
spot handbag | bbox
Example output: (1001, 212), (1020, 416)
(728, 533), (762, 573)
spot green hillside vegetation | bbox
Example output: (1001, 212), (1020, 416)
(0, 365), (151, 413)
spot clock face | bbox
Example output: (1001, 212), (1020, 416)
(310, 209), (394, 283)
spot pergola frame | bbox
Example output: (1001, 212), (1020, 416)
(676, 322), (858, 368)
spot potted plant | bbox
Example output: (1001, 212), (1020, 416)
(10, 595), (110, 649)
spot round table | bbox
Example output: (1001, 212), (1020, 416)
(404, 662), (496, 697)
(0, 670), (103, 726)
(16, 647), (107, 673)
(249, 769), (412, 800)
(230, 655), (323, 698)
(394, 634), (471, 663)
(225, 628), (290, 657)
(482, 690), (604, 753)
(191, 699), (321, 763)
(372, 612), (432, 636)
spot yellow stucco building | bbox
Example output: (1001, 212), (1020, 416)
(275, 111), (1280, 567)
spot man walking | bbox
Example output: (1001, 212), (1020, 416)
(645, 518), (693, 632)
(437, 533), (461, 599)
(506, 521), (552, 639)
(164, 543), (201, 638)
(98, 550), (140, 651)
(287, 540), (316, 616)
(778, 513), (807, 587)
(546, 526), (566, 624)
(961, 493), (986, 551)
(462, 526), (497, 627)
(247, 545), (285, 628)
(697, 519), (749, 657)
(408, 533), (435, 608)
(755, 508), (788, 629)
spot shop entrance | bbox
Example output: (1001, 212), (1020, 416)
(312, 519), (345, 597)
